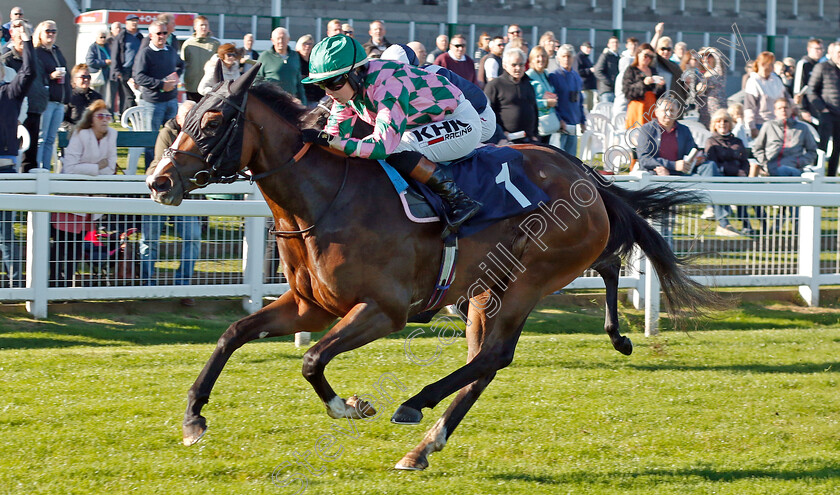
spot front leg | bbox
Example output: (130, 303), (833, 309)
(183, 291), (334, 445)
(301, 300), (405, 419)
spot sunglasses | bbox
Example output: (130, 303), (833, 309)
(151, 32), (167, 36)
(12, 12), (23, 16)
(642, 53), (654, 59)
(224, 52), (238, 57)
(45, 29), (57, 34)
(98, 36), (107, 39)
(342, 30), (353, 35)
(94, 113), (112, 121)
(451, 43), (465, 48)
(77, 74), (91, 80)
(659, 46), (673, 51)
(508, 30), (521, 34)
(317, 74), (348, 91)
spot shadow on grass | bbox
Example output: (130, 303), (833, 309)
(627, 361), (840, 374)
(490, 464), (840, 485)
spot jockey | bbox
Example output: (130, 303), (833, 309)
(380, 43), (497, 143)
(301, 34), (482, 236)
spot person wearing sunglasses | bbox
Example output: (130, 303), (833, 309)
(197, 43), (241, 96)
(65, 63), (103, 126)
(623, 43), (666, 130)
(33, 20), (70, 170)
(431, 34), (477, 85)
(0, 20), (33, 287)
(51, 99), (117, 287)
(301, 35), (483, 236)
(85, 29), (112, 105)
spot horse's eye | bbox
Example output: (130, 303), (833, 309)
(206, 120), (221, 130)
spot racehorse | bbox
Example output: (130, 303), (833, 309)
(147, 65), (718, 470)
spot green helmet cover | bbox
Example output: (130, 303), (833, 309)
(303, 34), (369, 84)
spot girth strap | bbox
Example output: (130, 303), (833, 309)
(422, 237), (458, 312)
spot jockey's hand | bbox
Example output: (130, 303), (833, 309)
(301, 129), (333, 147)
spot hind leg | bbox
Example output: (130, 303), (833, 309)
(395, 295), (527, 470)
(183, 291), (335, 445)
(592, 255), (633, 355)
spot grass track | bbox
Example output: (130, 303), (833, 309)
(1, 301), (839, 494)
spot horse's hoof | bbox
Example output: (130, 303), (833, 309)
(391, 404), (423, 425)
(326, 395), (377, 419)
(615, 336), (633, 356)
(182, 418), (207, 446)
(394, 452), (429, 471)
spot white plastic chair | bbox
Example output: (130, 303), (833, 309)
(580, 114), (614, 162)
(611, 111), (627, 147)
(806, 124), (826, 175)
(17, 124), (29, 169)
(591, 101), (613, 119)
(120, 106), (155, 175)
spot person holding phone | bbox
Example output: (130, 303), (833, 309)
(623, 43), (666, 130)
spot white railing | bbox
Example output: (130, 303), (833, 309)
(1, 171), (839, 337)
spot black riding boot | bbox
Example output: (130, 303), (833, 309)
(387, 151), (482, 237)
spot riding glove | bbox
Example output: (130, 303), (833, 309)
(301, 129), (334, 147)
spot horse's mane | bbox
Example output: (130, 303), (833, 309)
(248, 82), (307, 127)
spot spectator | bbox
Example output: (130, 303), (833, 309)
(434, 34), (477, 84)
(362, 20), (391, 59)
(65, 64), (102, 126)
(794, 38), (823, 122)
(257, 28), (307, 105)
(525, 46), (558, 144)
(475, 32), (491, 61)
(477, 36), (504, 89)
(485, 48), (539, 143)
(341, 24), (354, 38)
(34, 20), (70, 170)
(241, 33), (259, 64)
(505, 24), (523, 50)
(181, 15), (220, 103)
(506, 38), (528, 59)
(540, 31), (559, 72)
(807, 41), (840, 176)
(141, 13), (179, 51)
(50, 100), (117, 286)
(549, 44), (587, 155)
(142, 100), (200, 304)
(653, 36), (686, 113)
(296, 35), (325, 105)
(753, 98), (817, 176)
(623, 43), (666, 130)
(133, 20), (184, 168)
(637, 98), (734, 235)
(407, 41), (427, 64)
(2, 18), (47, 173)
(593, 36), (620, 103)
(705, 108), (759, 235)
(744, 51), (790, 138)
(108, 21), (121, 41)
(728, 102), (751, 148)
(0, 20), (33, 288)
(104, 23), (121, 112)
(574, 41), (597, 111)
(612, 36), (639, 116)
(427, 34), (448, 64)
(111, 14), (143, 113)
(85, 29), (111, 109)
(326, 19), (342, 38)
(3, 7), (22, 30)
(197, 43), (241, 96)
(673, 41), (687, 64)
(775, 60), (795, 97)
(698, 48), (727, 129)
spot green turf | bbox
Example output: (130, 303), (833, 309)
(0, 300), (839, 494)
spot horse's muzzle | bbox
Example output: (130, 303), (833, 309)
(147, 173), (183, 206)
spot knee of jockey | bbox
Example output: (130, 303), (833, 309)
(386, 151), (425, 175)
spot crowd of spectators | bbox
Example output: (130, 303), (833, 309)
(1, 11), (839, 287)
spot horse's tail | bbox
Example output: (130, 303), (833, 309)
(595, 180), (725, 323)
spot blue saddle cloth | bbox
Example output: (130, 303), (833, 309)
(379, 145), (548, 238)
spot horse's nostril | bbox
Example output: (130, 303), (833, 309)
(152, 175), (172, 193)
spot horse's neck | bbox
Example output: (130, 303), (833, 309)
(246, 107), (346, 231)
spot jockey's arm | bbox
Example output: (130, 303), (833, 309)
(326, 92), (408, 160)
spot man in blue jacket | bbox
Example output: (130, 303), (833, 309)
(549, 44), (587, 156)
(0, 21), (34, 286)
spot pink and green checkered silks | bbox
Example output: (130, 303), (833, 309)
(325, 60), (464, 160)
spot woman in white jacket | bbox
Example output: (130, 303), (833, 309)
(50, 99), (116, 286)
(197, 43), (241, 96)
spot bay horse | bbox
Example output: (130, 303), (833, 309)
(147, 65), (716, 470)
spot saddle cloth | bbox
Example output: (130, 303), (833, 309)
(379, 145), (549, 238)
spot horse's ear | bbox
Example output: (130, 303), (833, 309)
(231, 63), (261, 95)
(214, 58), (224, 83)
